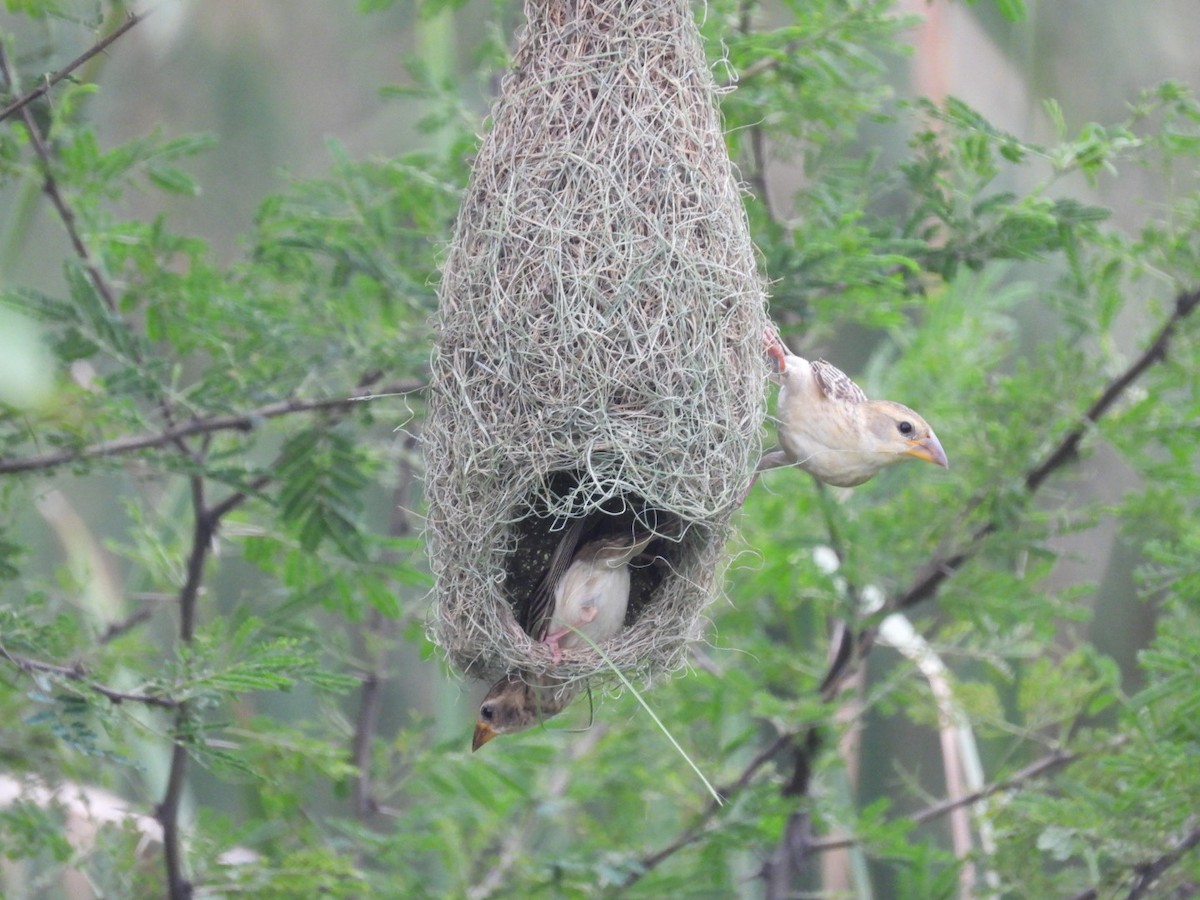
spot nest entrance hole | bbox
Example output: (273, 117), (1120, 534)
(503, 470), (692, 635)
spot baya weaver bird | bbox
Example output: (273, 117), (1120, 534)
(757, 328), (948, 487)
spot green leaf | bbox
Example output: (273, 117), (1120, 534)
(146, 165), (200, 196)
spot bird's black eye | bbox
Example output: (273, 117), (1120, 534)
(898, 420), (914, 436)
(480, 704), (494, 721)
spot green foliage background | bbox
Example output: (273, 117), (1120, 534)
(1, 1), (1198, 897)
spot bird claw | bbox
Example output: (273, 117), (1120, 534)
(541, 633), (566, 666)
(763, 327), (787, 374)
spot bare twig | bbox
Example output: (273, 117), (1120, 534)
(0, 12), (147, 124)
(809, 744), (1083, 853)
(1067, 820), (1200, 900)
(97, 598), (166, 646)
(0, 45), (119, 313)
(0, 646), (178, 709)
(0, 380), (425, 475)
(1125, 821), (1200, 900)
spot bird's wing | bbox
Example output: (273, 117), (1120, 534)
(811, 358), (868, 405)
(519, 515), (587, 641)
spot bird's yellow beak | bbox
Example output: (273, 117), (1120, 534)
(904, 433), (949, 469)
(472, 722), (497, 752)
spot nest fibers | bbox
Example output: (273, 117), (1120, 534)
(426, 0), (769, 686)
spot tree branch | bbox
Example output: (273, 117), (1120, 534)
(895, 286), (1199, 616)
(0, 44), (119, 314)
(0, 380), (425, 475)
(1067, 820), (1200, 900)
(808, 744), (1082, 853)
(0, 12), (147, 125)
(158, 476), (208, 900)
(621, 729), (799, 887)
(157, 475), (260, 900)
(1026, 287), (1200, 494)
(1124, 821), (1200, 899)
(759, 287), (1200, 892)
(97, 597), (166, 646)
(0, 646), (178, 709)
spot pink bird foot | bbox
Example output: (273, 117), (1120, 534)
(763, 327), (787, 374)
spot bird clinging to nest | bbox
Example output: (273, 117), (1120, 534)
(472, 673), (580, 751)
(472, 522), (656, 750)
(756, 328), (948, 488)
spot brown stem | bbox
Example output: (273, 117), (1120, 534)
(0, 45), (119, 314)
(157, 476), (259, 900)
(0, 12), (147, 124)
(0, 380), (424, 475)
(808, 744), (1084, 853)
(0, 647), (178, 709)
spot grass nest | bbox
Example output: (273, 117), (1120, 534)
(426, 0), (768, 686)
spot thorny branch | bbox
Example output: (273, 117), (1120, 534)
(0, 380), (426, 475)
(0, 12), (146, 124)
(0, 646), (178, 709)
(625, 285), (1200, 888)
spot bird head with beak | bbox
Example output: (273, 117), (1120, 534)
(472, 672), (578, 751)
(860, 399), (950, 475)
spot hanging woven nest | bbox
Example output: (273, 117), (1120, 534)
(426, 0), (768, 687)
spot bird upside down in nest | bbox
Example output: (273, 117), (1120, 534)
(473, 521), (655, 750)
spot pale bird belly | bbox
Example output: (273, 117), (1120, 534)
(778, 425), (875, 487)
(555, 567), (631, 651)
